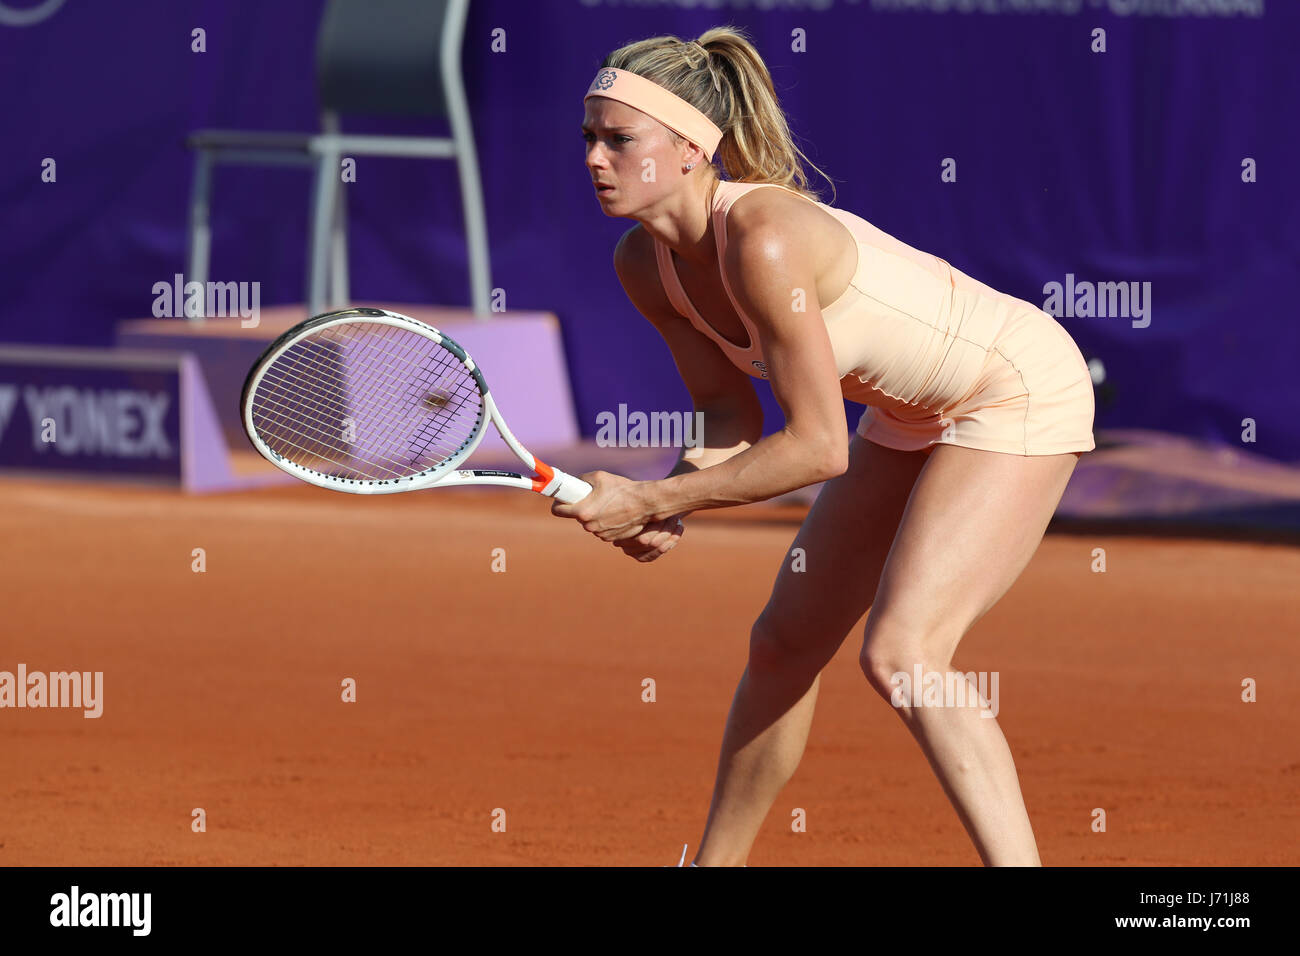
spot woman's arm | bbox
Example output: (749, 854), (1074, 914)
(639, 209), (850, 522)
(557, 218), (847, 542)
(660, 401), (763, 510)
(609, 402), (758, 562)
(614, 223), (766, 512)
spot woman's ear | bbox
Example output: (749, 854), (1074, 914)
(681, 141), (707, 173)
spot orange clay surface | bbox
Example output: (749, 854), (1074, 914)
(1, 477), (1297, 866)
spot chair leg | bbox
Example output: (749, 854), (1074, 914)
(308, 151), (338, 317)
(330, 177), (349, 309)
(186, 151), (214, 304)
(455, 142), (491, 318)
(442, 0), (491, 318)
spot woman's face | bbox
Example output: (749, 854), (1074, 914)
(583, 97), (681, 217)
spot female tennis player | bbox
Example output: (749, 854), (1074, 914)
(556, 27), (1095, 867)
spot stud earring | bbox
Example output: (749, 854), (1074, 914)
(684, 163), (695, 171)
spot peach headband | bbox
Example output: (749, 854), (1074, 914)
(584, 67), (723, 159)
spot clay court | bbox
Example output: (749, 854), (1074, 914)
(2, 476), (1296, 866)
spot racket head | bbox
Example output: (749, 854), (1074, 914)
(240, 308), (491, 493)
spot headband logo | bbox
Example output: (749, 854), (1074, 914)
(591, 68), (618, 92)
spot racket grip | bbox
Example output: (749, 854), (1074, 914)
(549, 469), (592, 504)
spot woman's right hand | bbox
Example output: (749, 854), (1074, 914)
(612, 514), (685, 563)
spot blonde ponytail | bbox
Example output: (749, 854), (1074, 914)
(598, 25), (834, 204)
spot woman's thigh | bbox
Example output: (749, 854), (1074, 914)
(750, 435), (930, 671)
(861, 444), (1081, 670)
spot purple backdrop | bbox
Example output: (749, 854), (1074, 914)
(2, 0), (1296, 459)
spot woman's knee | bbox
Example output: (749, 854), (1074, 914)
(858, 614), (961, 700)
(748, 608), (838, 678)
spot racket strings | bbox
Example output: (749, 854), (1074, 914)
(260, 325), (480, 477)
(353, 331), (483, 471)
(343, 325), (482, 466)
(255, 338), (478, 479)
(281, 326), (463, 460)
(250, 321), (484, 481)
(255, 338), (352, 461)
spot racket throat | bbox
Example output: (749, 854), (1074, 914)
(529, 458), (561, 496)
(451, 461), (554, 490)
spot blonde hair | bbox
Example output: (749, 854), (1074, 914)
(598, 26), (834, 204)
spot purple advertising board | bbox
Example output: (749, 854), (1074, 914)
(0, 347), (183, 481)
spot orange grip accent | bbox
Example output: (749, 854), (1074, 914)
(530, 458), (555, 493)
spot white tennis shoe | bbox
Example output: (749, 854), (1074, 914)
(667, 843), (696, 867)
(666, 843), (748, 866)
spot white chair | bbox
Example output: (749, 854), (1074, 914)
(184, 0), (491, 319)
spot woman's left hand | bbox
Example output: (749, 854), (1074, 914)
(551, 470), (656, 542)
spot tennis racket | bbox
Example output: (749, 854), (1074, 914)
(240, 307), (592, 502)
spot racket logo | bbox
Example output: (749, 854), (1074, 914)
(420, 370), (459, 412)
(751, 360), (768, 379)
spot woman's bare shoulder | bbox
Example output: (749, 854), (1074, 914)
(614, 222), (661, 289)
(613, 223), (680, 326)
(614, 221), (656, 267)
(725, 185), (834, 246)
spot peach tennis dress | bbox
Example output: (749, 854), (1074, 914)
(651, 180), (1095, 457)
